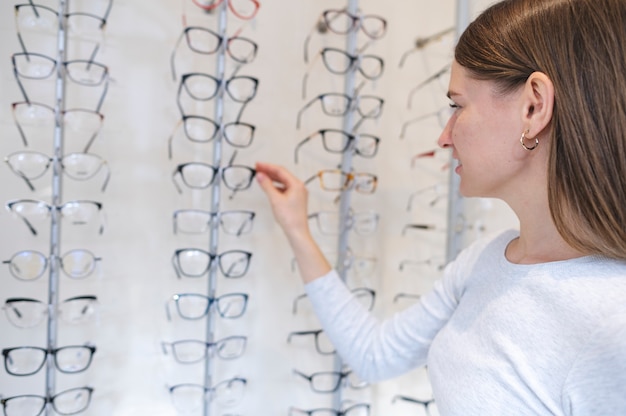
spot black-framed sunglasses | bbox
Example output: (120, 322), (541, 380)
(165, 292), (249, 321)
(287, 329), (335, 355)
(289, 403), (370, 416)
(303, 7), (386, 63)
(175, 71), (259, 123)
(303, 47), (384, 99)
(2, 344), (96, 376)
(294, 129), (380, 164)
(293, 368), (368, 393)
(170, 26), (258, 81)
(172, 247), (252, 278)
(172, 162), (256, 194)
(0, 387), (94, 416)
(296, 89), (384, 130)
(168, 115), (255, 159)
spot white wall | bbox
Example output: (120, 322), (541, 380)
(0, 0), (516, 415)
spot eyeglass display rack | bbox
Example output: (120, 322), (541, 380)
(332, 0), (360, 410)
(166, 2), (256, 415)
(2, 0), (108, 414)
(204, 3), (230, 415)
(294, 0), (377, 411)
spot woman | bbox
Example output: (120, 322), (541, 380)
(256, 0), (626, 414)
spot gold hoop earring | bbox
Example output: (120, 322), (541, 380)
(520, 130), (539, 151)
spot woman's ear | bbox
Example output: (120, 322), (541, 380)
(522, 71), (555, 136)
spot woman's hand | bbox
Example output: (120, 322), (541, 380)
(254, 162), (310, 239)
(255, 161), (331, 283)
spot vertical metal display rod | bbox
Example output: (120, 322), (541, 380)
(45, 1), (68, 414)
(444, 0), (469, 265)
(332, 0), (360, 410)
(203, 2), (229, 415)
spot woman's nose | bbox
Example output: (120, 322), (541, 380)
(437, 116), (454, 149)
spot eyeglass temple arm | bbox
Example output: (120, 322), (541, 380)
(7, 203), (39, 235)
(94, 78), (109, 114)
(407, 64), (451, 109)
(401, 223), (436, 236)
(171, 168), (184, 194)
(100, 162), (111, 192)
(400, 110), (438, 139)
(23, 1), (40, 18)
(294, 134), (314, 164)
(11, 104), (29, 147)
(12, 59), (32, 107)
(5, 161), (36, 191)
(296, 96), (321, 130)
(169, 30), (187, 81)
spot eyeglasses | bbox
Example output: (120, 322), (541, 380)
(303, 8), (386, 63)
(398, 27), (455, 68)
(161, 335), (247, 363)
(2, 295), (98, 329)
(392, 395), (436, 416)
(172, 162), (256, 194)
(296, 90), (384, 130)
(287, 329), (334, 355)
(292, 287), (375, 315)
(406, 183), (448, 211)
(401, 223), (437, 236)
(393, 293), (422, 304)
(172, 248), (252, 278)
(14, 2), (111, 56)
(291, 250), (378, 280)
(398, 255), (445, 272)
(5, 150), (110, 192)
(11, 51), (109, 112)
(303, 48), (384, 99)
(167, 377), (247, 413)
(289, 403), (370, 416)
(294, 129), (380, 164)
(175, 72), (259, 125)
(170, 26), (258, 81)
(168, 116), (255, 159)
(400, 106), (453, 140)
(304, 169), (378, 194)
(173, 209), (255, 236)
(0, 386), (94, 416)
(11, 101), (104, 151)
(177, 72), (259, 104)
(15, 2), (111, 33)
(6, 199), (105, 236)
(192, 0), (260, 20)
(3, 249), (101, 281)
(293, 368), (367, 393)
(308, 209), (379, 236)
(166, 292), (249, 320)
(2, 344), (96, 376)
